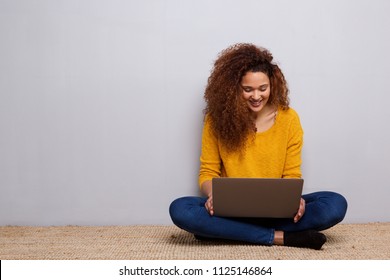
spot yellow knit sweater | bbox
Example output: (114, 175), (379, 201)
(199, 108), (303, 188)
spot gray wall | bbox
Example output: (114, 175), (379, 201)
(1, 0), (389, 226)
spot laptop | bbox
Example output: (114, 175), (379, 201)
(212, 178), (303, 218)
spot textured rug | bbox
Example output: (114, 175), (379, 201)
(1, 223), (389, 260)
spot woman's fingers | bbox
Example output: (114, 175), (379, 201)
(294, 198), (306, 223)
(205, 195), (214, 216)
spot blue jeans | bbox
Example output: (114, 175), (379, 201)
(169, 191), (347, 245)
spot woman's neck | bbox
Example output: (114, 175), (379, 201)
(253, 105), (277, 133)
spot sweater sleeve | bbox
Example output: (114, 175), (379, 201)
(282, 111), (304, 178)
(198, 117), (222, 188)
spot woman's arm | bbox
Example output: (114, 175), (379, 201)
(283, 110), (305, 222)
(201, 180), (214, 215)
(201, 180), (212, 197)
(282, 111), (304, 178)
(199, 117), (222, 191)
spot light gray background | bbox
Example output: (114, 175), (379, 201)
(1, 0), (389, 226)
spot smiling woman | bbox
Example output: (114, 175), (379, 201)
(201, 44), (290, 152)
(240, 71), (276, 133)
(169, 43), (348, 250)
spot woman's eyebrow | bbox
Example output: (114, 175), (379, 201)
(241, 83), (269, 88)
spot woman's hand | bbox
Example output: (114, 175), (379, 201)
(205, 194), (214, 216)
(294, 198), (305, 223)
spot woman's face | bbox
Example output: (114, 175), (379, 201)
(240, 71), (271, 115)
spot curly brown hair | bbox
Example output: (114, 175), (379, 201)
(204, 43), (290, 152)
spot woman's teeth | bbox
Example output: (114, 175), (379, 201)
(250, 99), (262, 107)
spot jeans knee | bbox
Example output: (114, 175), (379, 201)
(325, 192), (348, 225)
(169, 196), (199, 228)
(333, 192), (348, 222)
(169, 198), (185, 226)
(307, 191), (348, 230)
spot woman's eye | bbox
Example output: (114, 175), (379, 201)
(243, 88), (252, 92)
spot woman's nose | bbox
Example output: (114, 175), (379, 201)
(252, 89), (262, 99)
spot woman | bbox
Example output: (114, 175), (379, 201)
(169, 43), (347, 250)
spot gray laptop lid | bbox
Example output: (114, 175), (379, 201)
(212, 178), (303, 218)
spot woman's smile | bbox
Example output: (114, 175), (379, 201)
(249, 98), (263, 108)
